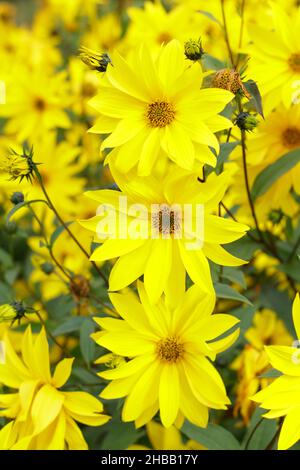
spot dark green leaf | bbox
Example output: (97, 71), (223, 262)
(251, 149), (300, 200)
(52, 316), (85, 336)
(215, 142), (240, 174)
(244, 80), (264, 117)
(242, 408), (277, 450)
(100, 419), (144, 450)
(80, 318), (96, 365)
(222, 267), (247, 289)
(50, 222), (73, 246)
(259, 368), (282, 379)
(182, 421), (241, 450)
(215, 282), (252, 305)
(198, 10), (222, 25)
(202, 54), (225, 71)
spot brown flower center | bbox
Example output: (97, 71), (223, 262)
(282, 127), (300, 148)
(156, 337), (184, 363)
(151, 205), (181, 236)
(157, 32), (173, 45)
(34, 97), (47, 112)
(288, 53), (300, 73)
(146, 101), (175, 128)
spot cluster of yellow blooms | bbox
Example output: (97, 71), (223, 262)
(1, 0), (300, 452)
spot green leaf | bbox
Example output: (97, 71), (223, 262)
(182, 421), (241, 450)
(100, 419), (144, 450)
(50, 222), (73, 246)
(4, 266), (20, 285)
(222, 267), (247, 289)
(80, 318), (95, 366)
(214, 282), (252, 305)
(259, 368), (282, 379)
(242, 408), (277, 450)
(215, 142), (240, 174)
(52, 316), (85, 336)
(251, 149), (300, 200)
(244, 80), (264, 117)
(198, 10), (221, 25)
(0, 248), (13, 268)
(72, 367), (102, 385)
(202, 54), (225, 71)
(225, 235), (260, 261)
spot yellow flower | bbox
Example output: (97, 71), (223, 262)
(0, 67), (71, 140)
(228, 104), (300, 220)
(0, 326), (110, 450)
(251, 294), (300, 450)
(125, 2), (207, 53)
(129, 421), (205, 450)
(92, 282), (240, 428)
(81, 166), (248, 303)
(247, 4), (300, 113)
(231, 309), (292, 424)
(0, 147), (34, 183)
(45, 0), (106, 28)
(89, 39), (233, 175)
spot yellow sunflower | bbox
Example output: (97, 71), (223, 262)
(92, 282), (240, 428)
(89, 39), (233, 175)
(0, 326), (110, 450)
(246, 4), (300, 113)
(251, 294), (300, 450)
(80, 165), (248, 304)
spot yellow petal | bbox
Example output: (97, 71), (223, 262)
(31, 384), (64, 434)
(159, 365), (180, 428)
(293, 293), (300, 340)
(52, 358), (74, 388)
(278, 407), (300, 450)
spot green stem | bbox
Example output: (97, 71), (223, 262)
(33, 166), (108, 287)
(221, 0), (235, 67)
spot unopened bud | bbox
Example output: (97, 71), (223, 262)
(235, 112), (258, 132)
(10, 191), (24, 205)
(184, 38), (204, 61)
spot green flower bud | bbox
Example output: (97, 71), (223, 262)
(184, 38), (204, 61)
(268, 209), (284, 225)
(41, 262), (55, 275)
(10, 191), (24, 205)
(235, 112), (258, 132)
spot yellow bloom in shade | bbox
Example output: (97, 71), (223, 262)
(81, 166), (248, 304)
(0, 67), (71, 140)
(231, 309), (292, 425)
(247, 4), (300, 113)
(92, 282), (240, 428)
(89, 39), (233, 175)
(229, 104), (300, 219)
(251, 294), (300, 450)
(0, 326), (110, 450)
(129, 421), (205, 450)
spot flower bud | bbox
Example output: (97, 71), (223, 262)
(10, 191), (24, 205)
(41, 262), (55, 275)
(184, 38), (204, 61)
(235, 112), (258, 132)
(79, 47), (112, 72)
(268, 209), (284, 225)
